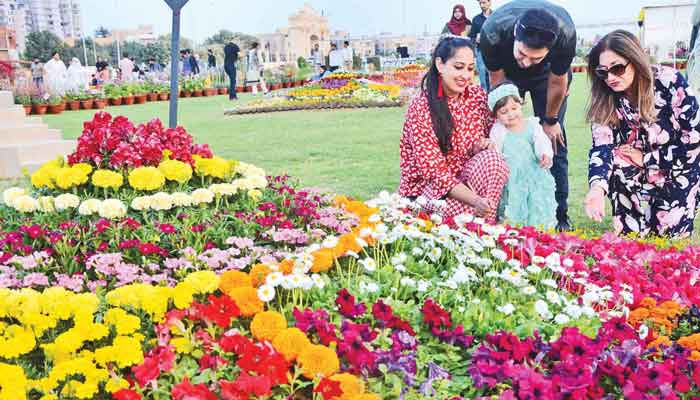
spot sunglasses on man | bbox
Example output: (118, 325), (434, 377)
(594, 62), (630, 80)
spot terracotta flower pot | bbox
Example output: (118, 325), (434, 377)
(23, 105), (32, 115)
(134, 95), (147, 104)
(94, 99), (107, 109)
(67, 100), (81, 110)
(33, 104), (48, 115)
(147, 93), (158, 102)
(192, 90), (203, 97)
(123, 96), (135, 105)
(48, 103), (65, 114)
(218, 88), (228, 95)
(158, 93), (169, 101)
(283, 82), (292, 88)
(181, 91), (192, 98)
(80, 99), (94, 109)
(109, 97), (123, 106)
(205, 88), (217, 96)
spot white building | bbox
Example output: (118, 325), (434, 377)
(10, 0), (81, 44)
(58, 0), (81, 39)
(641, 2), (695, 62)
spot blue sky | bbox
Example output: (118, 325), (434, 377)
(85, 0), (694, 42)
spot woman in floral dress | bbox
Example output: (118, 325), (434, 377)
(584, 30), (700, 238)
(399, 36), (509, 221)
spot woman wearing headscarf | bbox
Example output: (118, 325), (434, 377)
(66, 58), (87, 93)
(442, 4), (472, 37)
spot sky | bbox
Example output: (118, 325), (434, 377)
(82, 0), (694, 43)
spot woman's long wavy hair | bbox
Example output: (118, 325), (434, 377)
(586, 30), (657, 127)
(421, 36), (475, 155)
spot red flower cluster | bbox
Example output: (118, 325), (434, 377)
(67, 112), (213, 169)
(421, 298), (474, 348)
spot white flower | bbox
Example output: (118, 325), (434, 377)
(299, 275), (314, 290)
(130, 196), (153, 211)
(497, 303), (515, 315)
(358, 257), (376, 273)
(265, 272), (284, 287)
(582, 306), (596, 317)
(172, 192), (194, 207)
(427, 247), (442, 262)
(345, 251), (359, 259)
(55, 193), (80, 210)
(37, 196), (55, 213)
(257, 284), (276, 302)
(563, 258), (574, 268)
(526, 265), (542, 275)
(532, 256), (546, 265)
(620, 291), (634, 305)
(541, 279), (558, 288)
(471, 298), (481, 305)
(322, 236), (339, 249)
(3, 187), (26, 206)
(485, 271), (499, 279)
(638, 324), (649, 340)
(546, 291), (561, 305)
(394, 264), (406, 272)
(98, 199), (127, 220)
(535, 300), (552, 319)
(359, 281), (379, 293)
(400, 277), (416, 287)
(311, 274), (325, 289)
(564, 304), (583, 319)
(491, 249), (508, 262)
(582, 291), (601, 306)
(417, 280), (430, 292)
(507, 259), (522, 268)
(411, 247), (424, 256)
(554, 314), (570, 325)
(150, 192), (174, 211)
(209, 183), (237, 196)
(192, 188), (215, 204)
(545, 253), (561, 267)
(453, 265), (477, 284)
(430, 214), (443, 224)
(368, 214), (381, 223)
(453, 213), (474, 226)
(391, 253), (407, 265)
(522, 286), (537, 296)
(78, 199), (102, 216)
(12, 195), (39, 213)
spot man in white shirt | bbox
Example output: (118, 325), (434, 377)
(342, 40), (354, 71)
(328, 43), (343, 72)
(118, 53), (134, 81)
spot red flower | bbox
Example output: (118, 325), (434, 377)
(219, 334), (253, 355)
(219, 380), (247, 400)
(336, 289), (366, 319)
(234, 372), (272, 397)
(314, 377), (343, 400)
(198, 354), (228, 372)
(158, 224), (177, 235)
(171, 377), (217, 400)
(112, 389), (141, 400)
(195, 294), (240, 328)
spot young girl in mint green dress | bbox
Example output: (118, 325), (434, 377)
(488, 82), (557, 229)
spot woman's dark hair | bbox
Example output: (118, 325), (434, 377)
(251, 42), (259, 49)
(421, 36), (475, 155)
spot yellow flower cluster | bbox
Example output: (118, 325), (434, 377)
(158, 159), (193, 184)
(91, 169), (124, 189)
(0, 362), (27, 399)
(367, 83), (401, 98)
(250, 311), (287, 341)
(194, 156), (236, 179)
(289, 81), (360, 100)
(32, 162), (92, 191)
(128, 167), (166, 191)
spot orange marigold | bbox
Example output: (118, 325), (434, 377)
(249, 264), (272, 287)
(250, 311), (288, 342)
(297, 344), (340, 379)
(678, 334), (700, 351)
(278, 259), (295, 275)
(219, 270), (253, 293)
(228, 286), (264, 317)
(639, 298), (657, 309)
(329, 373), (364, 400)
(272, 327), (311, 362)
(628, 308), (650, 325)
(339, 233), (362, 254)
(647, 335), (673, 349)
(348, 395), (380, 400)
(311, 249), (335, 273)
(690, 350), (700, 361)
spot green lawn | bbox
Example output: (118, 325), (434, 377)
(42, 75), (610, 232)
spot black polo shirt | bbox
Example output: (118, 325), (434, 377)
(469, 12), (488, 44)
(480, 0), (576, 82)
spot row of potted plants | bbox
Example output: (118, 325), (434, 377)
(14, 91), (108, 116)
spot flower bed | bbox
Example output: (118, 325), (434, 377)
(4, 115), (700, 399)
(225, 73), (404, 115)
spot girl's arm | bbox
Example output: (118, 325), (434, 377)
(533, 121), (554, 160)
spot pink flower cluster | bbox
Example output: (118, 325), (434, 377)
(67, 112), (213, 169)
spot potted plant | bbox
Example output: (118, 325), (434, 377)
(93, 89), (108, 109)
(132, 83), (148, 104)
(192, 77), (205, 97)
(181, 77), (193, 97)
(79, 91), (94, 110)
(31, 93), (49, 115)
(144, 82), (158, 102)
(156, 83), (170, 101)
(65, 91), (81, 110)
(104, 84), (123, 106)
(13, 84), (32, 115)
(48, 95), (65, 114)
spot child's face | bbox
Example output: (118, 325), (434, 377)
(496, 97), (523, 126)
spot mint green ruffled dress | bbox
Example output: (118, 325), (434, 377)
(499, 121), (557, 229)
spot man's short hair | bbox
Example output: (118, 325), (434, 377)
(515, 9), (558, 49)
(344, 40), (350, 46)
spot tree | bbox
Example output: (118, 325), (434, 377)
(204, 29), (235, 45)
(95, 26), (111, 39)
(24, 31), (70, 62)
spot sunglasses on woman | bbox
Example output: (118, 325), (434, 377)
(594, 62), (630, 79)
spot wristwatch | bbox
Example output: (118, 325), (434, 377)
(543, 116), (560, 126)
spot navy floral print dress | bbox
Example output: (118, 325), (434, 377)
(588, 66), (700, 239)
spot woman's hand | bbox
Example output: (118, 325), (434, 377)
(584, 186), (606, 222)
(471, 196), (494, 217)
(470, 138), (495, 155)
(618, 145), (643, 167)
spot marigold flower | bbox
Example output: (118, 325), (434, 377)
(278, 259), (295, 275)
(311, 249), (335, 273)
(272, 327), (311, 362)
(329, 373), (365, 399)
(298, 344), (340, 379)
(92, 170), (124, 189)
(228, 286), (264, 317)
(128, 167), (165, 191)
(250, 311), (287, 342)
(249, 264), (272, 287)
(219, 270), (253, 293)
(158, 159), (193, 183)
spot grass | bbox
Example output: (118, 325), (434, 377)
(42, 75), (611, 233)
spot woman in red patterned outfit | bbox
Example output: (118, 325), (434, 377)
(399, 36), (509, 220)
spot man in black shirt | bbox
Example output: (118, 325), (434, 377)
(207, 49), (216, 69)
(223, 39), (240, 100)
(480, 0), (576, 231)
(469, 0), (493, 91)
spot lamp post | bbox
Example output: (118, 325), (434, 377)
(163, 0), (190, 129)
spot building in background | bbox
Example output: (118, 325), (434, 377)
(0, 0), (82, 51)
(94, 24), (157, 46)
(258, 3), (332, 63)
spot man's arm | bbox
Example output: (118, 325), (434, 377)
(542, 71), (569, 152)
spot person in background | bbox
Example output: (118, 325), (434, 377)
(119, 53), (134, 81)
(246, 42), (268, 95)
(96, 59), (109, 84)
(30, 59), (43, 88)
(192, 53), (201, 75)
(342, 40), (354, 71)
(311, 43), (322, 75)
(131, 57), (142, 80)
(480, 0), (577, 231)
(208, 49), (217, 69)
(181, 50), (192, 76)
(44, 51), (67, 96)
(148, 58), (163, 73)
(469, 0), (493, 91)
(584, 30), (700, 239)
(224, 39), (240, 100)
(442, 4), (471, 37)
(66, 57), (87, 93)
(328, 42), (343, 72)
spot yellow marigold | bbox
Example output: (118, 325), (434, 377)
(250, 311), (287, 342)
(298, 344), (340, 379)
(311, 249), (335, 273)
(91, 170), (123, 189)
(128, 167), (165, 191)
(71, 163), (93, 176)
(173, 281), (196, 310)
(339, 233), (362, 254)
(54, 167), (89, 190)
(158, 159), (193, 183)
(184, 271), (220, 294)
(195, 156), (233, 179)
(104, 377), (130, 393)
(31, 167), (56, 189)
(648, 335), (673, 349)
(329, 373), (364, 400)
(348, 394), (380, 400)
(103, 308), (141, 335)
(0, 324), (36, 359)
(219, 270), (253, 293)
(228, 286), (264, 317)
(171, 336), (195, 354)
(0, 362), (27, 399)
(272, 327), (311, 362)
(249, 264), (272, 287)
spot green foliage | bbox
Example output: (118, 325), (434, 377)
(24, 31), (70, 62)
(297, 56), (308, 69)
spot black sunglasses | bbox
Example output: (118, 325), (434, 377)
(594, 62), (630, 80)
(517, 23), (557, 45)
